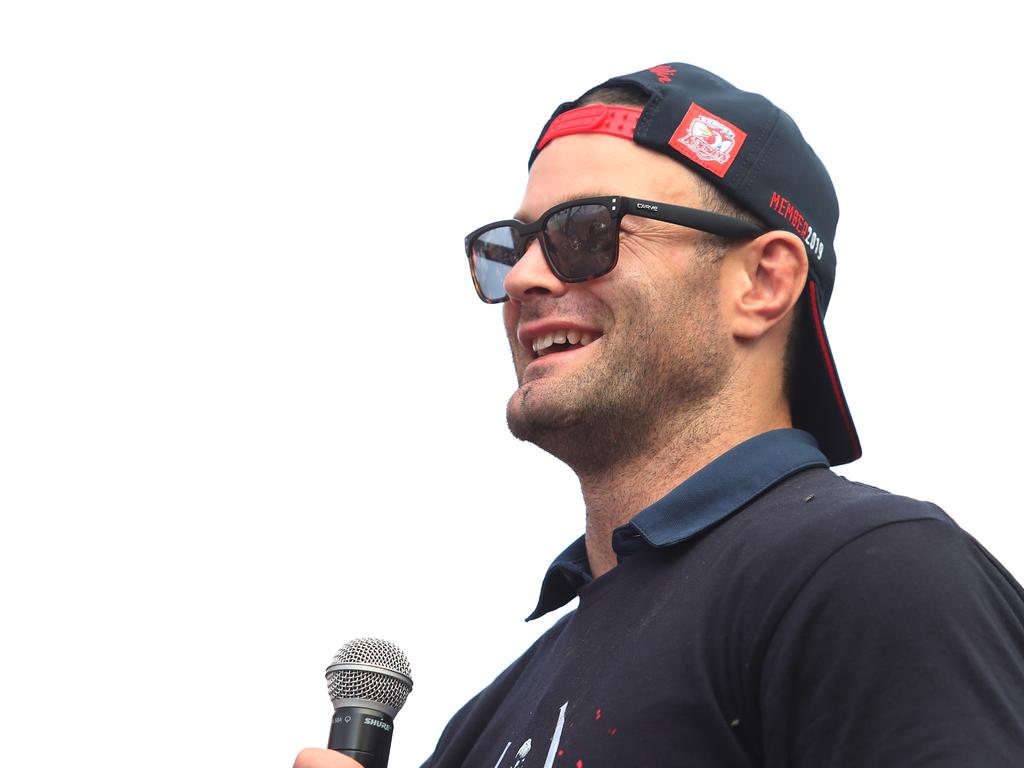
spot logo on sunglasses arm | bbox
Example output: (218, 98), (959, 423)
(669, 103), (747, 178)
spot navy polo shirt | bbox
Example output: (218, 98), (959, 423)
(528, 429), (828, 621)
(423, 429), (1024, 768)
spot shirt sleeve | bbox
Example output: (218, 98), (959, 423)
(760, 517), (1024, 768)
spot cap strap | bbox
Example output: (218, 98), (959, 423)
(535, 105), (642, 153)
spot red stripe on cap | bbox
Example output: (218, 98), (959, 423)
(808, 281), (860, 454)
(535, 105), (642, 153)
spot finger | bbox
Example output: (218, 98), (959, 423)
(293, 747), (364, 768)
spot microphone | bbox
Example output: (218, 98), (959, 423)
(325, 638), (414, 768)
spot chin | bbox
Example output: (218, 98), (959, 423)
(506, 383), (574, 441)
(506, 385), (615, 471)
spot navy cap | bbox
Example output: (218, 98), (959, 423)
(528, 63), (861, 466)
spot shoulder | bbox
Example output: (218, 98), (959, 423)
(722, 467), (971, 580)
(707, 467), (1024, 679)
(751, 466), (953, 532)
(735, 471), (1024, 764)
(631, 468), (1024, 763)
(749, 468), (1022, 603)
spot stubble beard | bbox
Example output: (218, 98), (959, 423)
(505, 277), (732, 476)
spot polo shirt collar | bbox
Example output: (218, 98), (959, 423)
(526, 428), (829, 621)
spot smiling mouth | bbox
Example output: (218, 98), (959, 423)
(531, 329), (601, 359)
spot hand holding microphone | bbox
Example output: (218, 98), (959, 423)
(294, 638), (414, 768)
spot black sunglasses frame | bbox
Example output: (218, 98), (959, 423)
(465, 195), (769, 304)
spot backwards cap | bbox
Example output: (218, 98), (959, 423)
(528, 63), (861, 465)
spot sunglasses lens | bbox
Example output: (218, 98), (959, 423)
(469, 226), (519, 301)
(542, 204), (616, 281)
(468, 203), (617, 302)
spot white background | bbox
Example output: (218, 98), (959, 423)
(1, 2), (1021, 766)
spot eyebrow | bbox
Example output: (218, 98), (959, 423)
(513, 191), (616, 224)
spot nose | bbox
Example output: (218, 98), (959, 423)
(503, 237), (569, 302)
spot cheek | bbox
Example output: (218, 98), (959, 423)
(610, 256), (722, 343)
(615, 238), (690, 291)
(594, 252), (664, 318)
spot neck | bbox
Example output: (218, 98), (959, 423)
(578, 396), (791, 579)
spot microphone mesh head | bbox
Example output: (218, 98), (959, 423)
(326, 637), (413, 714)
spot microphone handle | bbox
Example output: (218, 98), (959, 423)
(328, 706), (394, 768)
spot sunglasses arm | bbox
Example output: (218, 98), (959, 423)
(621, 197), (767, 240)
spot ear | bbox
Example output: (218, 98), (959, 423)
(721, 231), (808, 341)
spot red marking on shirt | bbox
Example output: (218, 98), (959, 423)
(576, 761), (584, 768)
(558, 750), (565, 757)
(608, 728), (618, 736)
(595, 708), (602, 720)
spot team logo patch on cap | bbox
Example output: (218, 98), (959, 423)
(669, 103), (747, 178)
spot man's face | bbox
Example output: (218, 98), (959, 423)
(502, 134), (734, 471)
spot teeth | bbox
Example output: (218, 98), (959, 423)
(531, 329), (598, 355)
(532, 333), (554, 353)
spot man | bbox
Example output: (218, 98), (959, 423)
(297, 63), (1024, 767)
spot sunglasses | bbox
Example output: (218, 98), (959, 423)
(465, 195), (768, 303)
